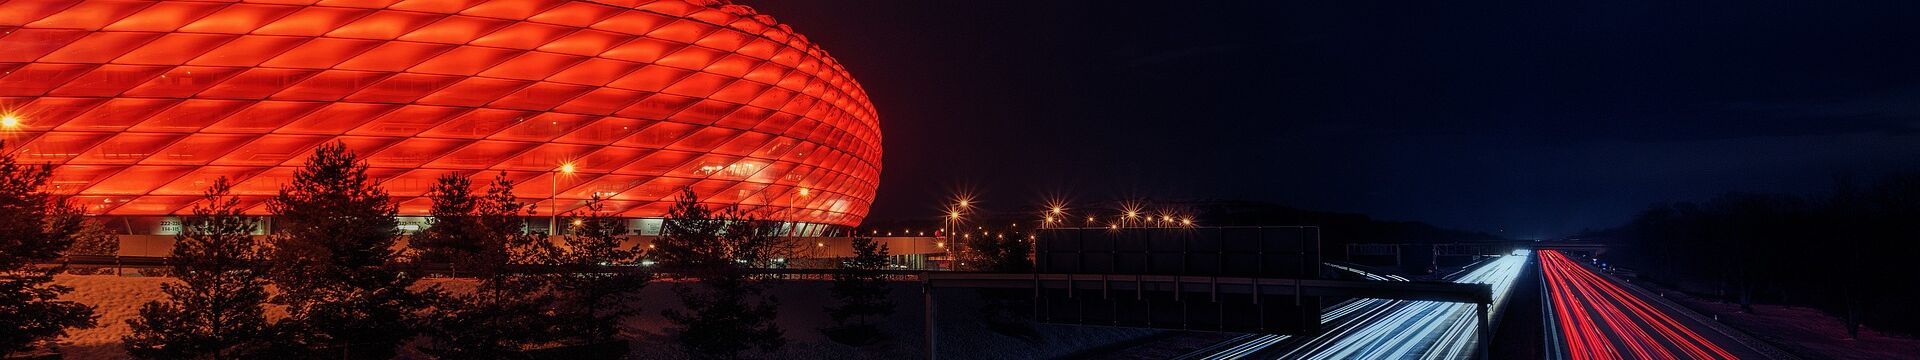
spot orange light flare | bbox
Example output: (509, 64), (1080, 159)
(945, 189), (976, 210)
(0, 112), (22, 129)
(1037, 197), (1070, 228)
(0, 108), (27, 141)
(1118, 200), (1146, 228)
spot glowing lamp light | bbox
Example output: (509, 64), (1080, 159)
(571, 219), (583, 226)
(558, 163), (576, 174)
(0, 114), (20, 128)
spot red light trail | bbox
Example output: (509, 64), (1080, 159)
(1540, 250), (1740, 360)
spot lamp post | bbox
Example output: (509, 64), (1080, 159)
(550, 162), (574, 234)
(945, 201), (966, 270)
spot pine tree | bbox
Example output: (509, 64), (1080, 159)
(957, 233), (1031, 272)
(0, 140), (96, 354)
(124, 177), (271, 359)
(413, 173), (481, 267)
(656, 189), (785, 359)
(65, 217), (119, 256)
(543, 196), (650, 346)
(823, 237), (894, 345)
(475, 171), (542, 268)
(265, 142), (428, 358)
(419, 172), (555, 358)
(650, 189), (724, 272)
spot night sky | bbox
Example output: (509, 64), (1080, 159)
(741, 1), (1920, 238)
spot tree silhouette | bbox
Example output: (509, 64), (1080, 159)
(957, 233), (1032, 273)
(265, 142), (429, 358)
(413, 173), (481, 267)
(542, 196), (651, 347)
(65, 217), (119, 257)
(124, 177), (271, 359)
(417, 171), (554, 358)
(823, 237), (894, 345)
(1610, 173), (1920, 336)
(0, 140), (95, 354)
(656, 189), (785, 359)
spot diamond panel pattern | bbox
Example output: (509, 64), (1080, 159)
(0, 0), (881, 226)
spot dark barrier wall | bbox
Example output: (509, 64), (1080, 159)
(1029, 227), (1326, 334)
(1035, 227), (1322, 278)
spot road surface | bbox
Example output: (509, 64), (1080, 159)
(1539, 250), (1767, 360)
(1185, 253), (1529, 359)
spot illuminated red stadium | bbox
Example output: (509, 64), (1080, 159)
(0, 0), (881, 230)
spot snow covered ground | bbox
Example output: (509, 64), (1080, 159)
(51, 274), (1156, 359)
(51, 275), (175, 359)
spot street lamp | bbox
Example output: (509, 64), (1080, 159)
(550, 162), (575, 234)
(946, 209), (963, 261)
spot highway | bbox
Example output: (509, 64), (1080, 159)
(1185, 252), (1529, 359)
(1539, 250), (1762, 360)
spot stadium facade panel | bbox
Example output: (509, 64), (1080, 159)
(0, 0), (881, 228)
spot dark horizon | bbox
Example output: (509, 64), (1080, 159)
(743, 1), (1920, 238)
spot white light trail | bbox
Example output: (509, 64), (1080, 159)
(1206, 252), (1531, 360)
